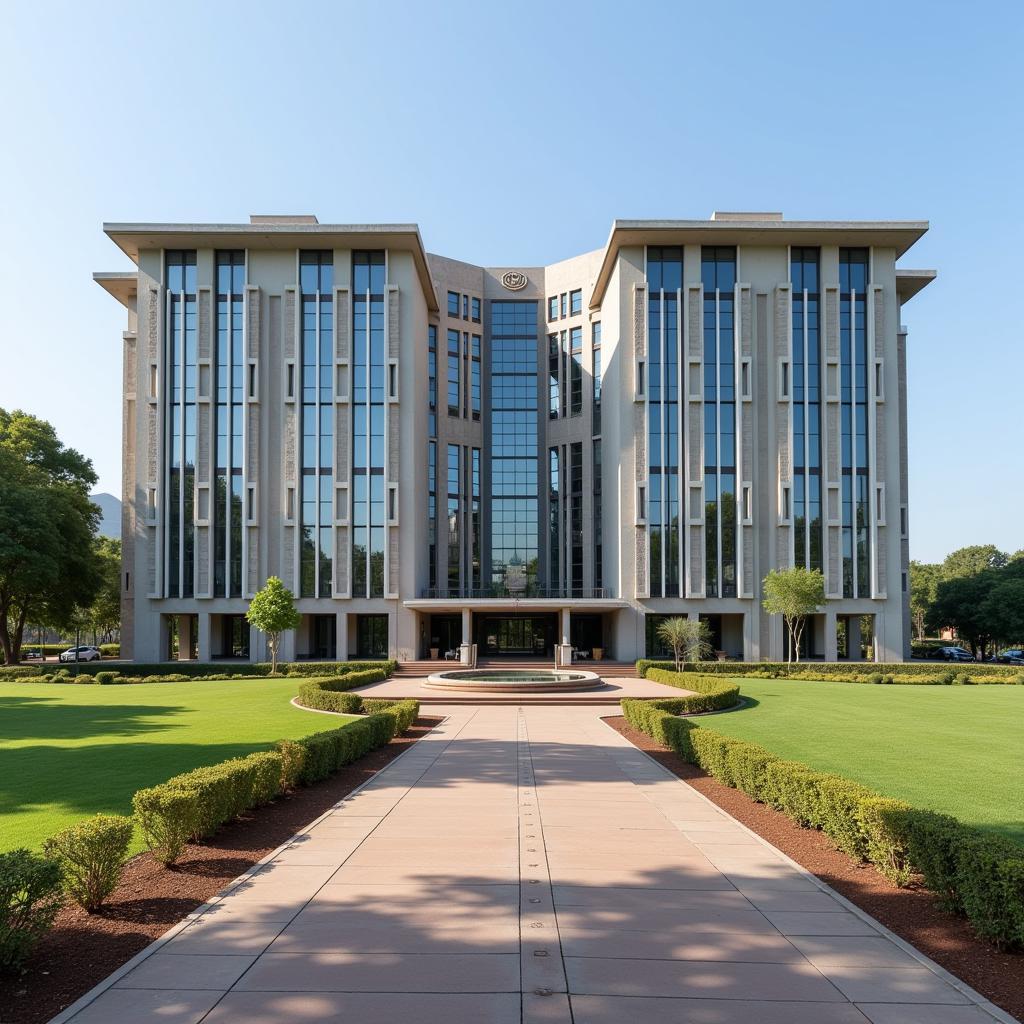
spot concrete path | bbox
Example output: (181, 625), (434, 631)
(53, 707), (1014, 1024)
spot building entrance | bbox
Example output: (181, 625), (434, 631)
(475, 614), (557, 657)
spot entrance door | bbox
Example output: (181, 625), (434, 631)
(476, 615), (556, 657)
(312, 615), (336, 660)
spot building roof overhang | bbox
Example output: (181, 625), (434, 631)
(403, 598), (629, 612)
(101, 222), (439, 311)
(93, 271), (138, 308)
(895, 268), (937, 304)
(590, 218), (931, 309)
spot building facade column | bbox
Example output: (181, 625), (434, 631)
(336, 612), (349, 662)
(824, 609), (838, 662)
(460, 607), (474, 665)
(556, 607), (573, 667)
(847, 615), (862, 661)
(197, 612), (212, 663)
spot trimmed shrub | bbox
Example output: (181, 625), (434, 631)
(884, 806), (966, 912)
(856, 797), (912, 886)
(0, 849), (65, 969)
(816, 775), (876, 860)
(954, 833), (1024, 950)
(99, 643), (121, 657)
(0, 665), (45, 680)
(43, 814), (133, 912)
(286, 660), (397, 678)
(277, 740), (307, 791)
(282, 713), (398, 787)
(724, 742), (779, 803)
(761, 761), (823, 828)
(132, 786), (203, 866)
(297, 682), (364, 714)
(94, 671), (117, 685)
(361, 698), (419, 733)
(642, 669), (740, 712)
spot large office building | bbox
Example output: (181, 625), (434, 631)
(96, 213), (934, 664)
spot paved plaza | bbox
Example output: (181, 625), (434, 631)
(52, 707), (1012, 1024)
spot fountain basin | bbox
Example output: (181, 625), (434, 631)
(424, 668), (603, 693)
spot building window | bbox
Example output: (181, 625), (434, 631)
(299, 250), (334, 598)
(549, 446), (560, 591)
(447, 443), (460, 593)
(569, 326), (583, 416)
(355, 614), (388, 658)
(428, 440), (437, 591)
(165, 249), (197, 599)
(560, 292), (567, 318)
(702, 245), (737, 598)
(840, 248), (870, 598)
(593, 437), (603, 591)
(490, 301), (539, 592)
(791, 247), (822, 574)
(447, 328), (460, 416)
(471, 296), (481, 322)
(214, 250), (244, 598)
(462, 294), (469, 320)
(427, 324), (437, 439)
(447, 291), (459, 318)
(351, 250), (386, 599)
(548, 295), (558, 321)
(647, 246), (682, 598)
(592, 321), (602, 435)
(548, 333), (560, 419)
(471, 447), (481, 590)
(471, 334), (481, 420)
(570, 442), (583, 596)
(569, 289), (582, 316)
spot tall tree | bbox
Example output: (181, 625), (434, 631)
(908, 561), (941, 640)
(941, 544), (1009, 579)
(85, 537), (122, 643)
(761, 567), (825, 664)
(0, 410), (102, 663)
(246, 576), (301, 674)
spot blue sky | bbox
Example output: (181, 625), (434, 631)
(1, 0), (1020, 563)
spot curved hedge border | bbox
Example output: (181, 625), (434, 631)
(636, 659), (1024, 686)
(620, 698), (1024, 950)
(0, 660), (398, 684)
(296, 669), (390, 712)
(643, 669), (740, 712)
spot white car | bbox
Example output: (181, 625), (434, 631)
(59, 645), (102, 663)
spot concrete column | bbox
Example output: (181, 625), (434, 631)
(824, 609), (838, 662)
(560, 608), (571, 644)
(556, 607), (574, 667)
(197, 613), (212, 663)
(459, 607), (473, 666)
(177, 615), (193, 661)
(279, 626), (295, 665)
(336, 612), (349, 662)
(848, 615), (862, 661)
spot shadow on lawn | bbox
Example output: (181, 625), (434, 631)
(0, 694), (190, 741)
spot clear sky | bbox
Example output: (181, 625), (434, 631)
(1, 0), (1020, 564)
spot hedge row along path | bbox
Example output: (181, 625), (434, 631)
(52, 706), (1008, 1024)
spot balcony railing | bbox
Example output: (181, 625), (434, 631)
(417, 586), (614, 601)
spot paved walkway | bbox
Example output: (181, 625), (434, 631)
(54, 707), (1013, 1024)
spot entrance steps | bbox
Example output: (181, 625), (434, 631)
(392, 659), (639, 679)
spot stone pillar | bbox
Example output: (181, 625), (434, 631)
(177, 615), (193, 662)
(824, 609), (838, 662)
(336, 612), (349, 663)
(197, 613), (212, 663)
(460, 607), (473, 666)
(848, 615), (863, 662)
(556, 607), (574, 667)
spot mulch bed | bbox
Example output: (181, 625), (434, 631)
(606, 715), (1024, 1022)
(0, 717), (442, 1024)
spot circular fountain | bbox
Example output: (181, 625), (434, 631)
(424, 668), (603, 693)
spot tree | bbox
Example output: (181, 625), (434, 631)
(246, 577), (300, 674)
(908, 561), (941, 640)
(929, 574), (992, 658)
(941, 544), (1008, 580)
(981, 577), (1024, 648)
(84, 537), (121, 643)
(762, 567), (825, 665)
(0, 410), (102, 664)
(656, 616), (713, 670)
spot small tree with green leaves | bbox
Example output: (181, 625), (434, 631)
(762, 567), (825, 665)
(246, 577), (300, 674)
(656, 616), (713, 671)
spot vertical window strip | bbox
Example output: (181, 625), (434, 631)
(570, 442), (583, 596)
(447, 443), (460, 593)
(593, 437), (603, 592)
(592, 321), (602, 435)
(427, 439), (437, 592)
(549, 446), (560, 591)
(569, 326), (583, 415)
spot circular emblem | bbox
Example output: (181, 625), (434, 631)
(500, 271), (528, 291)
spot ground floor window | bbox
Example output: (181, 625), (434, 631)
(476, 614), (556, 657)
(644, 614), (672, 658)
(308, 614), (336, 660)
(219, 615), (249, 659)
(356, 615), (389, 659)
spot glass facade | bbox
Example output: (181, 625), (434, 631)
(447, 329), (460, 415)
(646, 246), (682, 598)
(447, 443), (460, 591)
(490, 301), (539, 590)
(702, 246), (737, 598)
(569, 326), (583, 415)
(592, 321), (602, 434)
(840, 248), (870, 597)
(548, 446), (560, 588)
(548, 332), (559, 418)
(165, 250), (197, 599)
(593, 437), (602, 592)
(791, 248), (823, 572)
(471, 334), (481, 419)
(299, 251), (334, 599)
(214, 251), (245, 598)
(352, 250), (386, 598)
(427, 439), (437, 591)
(470, 447), (481, 589)
(570, 441), (583, 595)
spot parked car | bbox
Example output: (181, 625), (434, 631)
(936, 646), (975, 663)
(22, 648), (43, 660)
(991, 649), (1024, 665)
(59, 645), (102, 663)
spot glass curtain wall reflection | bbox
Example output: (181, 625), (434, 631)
(791, 248), (823, 572)
(166, 250), (197, 598)
(840, 248), (870, 597)
(447, 444), (460, 592)
(214, 251), (245, 598)
(702, 247), (737, 598)
(490, 301), (539, 592)
(352, 250), (386, 598)
(646, 247), (681, 597)
(427, 325), (437, 591)
(299, 251), (334, 598)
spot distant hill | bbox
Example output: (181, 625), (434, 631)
(91, 493), (121, 540)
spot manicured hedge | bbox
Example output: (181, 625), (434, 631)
(0, 660), (398, 684)
(295, 669), (390, 712)
(0, 849), (64, 969)
(643, 669), (740, 712)
(286, 660), (397, 677)
(277, 712), (398, 787)
(620, 699), (1024, 950)
(635, 659), (1024, 686)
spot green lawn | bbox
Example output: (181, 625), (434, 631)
(703, 678), (1024, 842)
(0, 679), (355, 853)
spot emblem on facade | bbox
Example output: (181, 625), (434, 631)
(500, 270), (528, 291)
